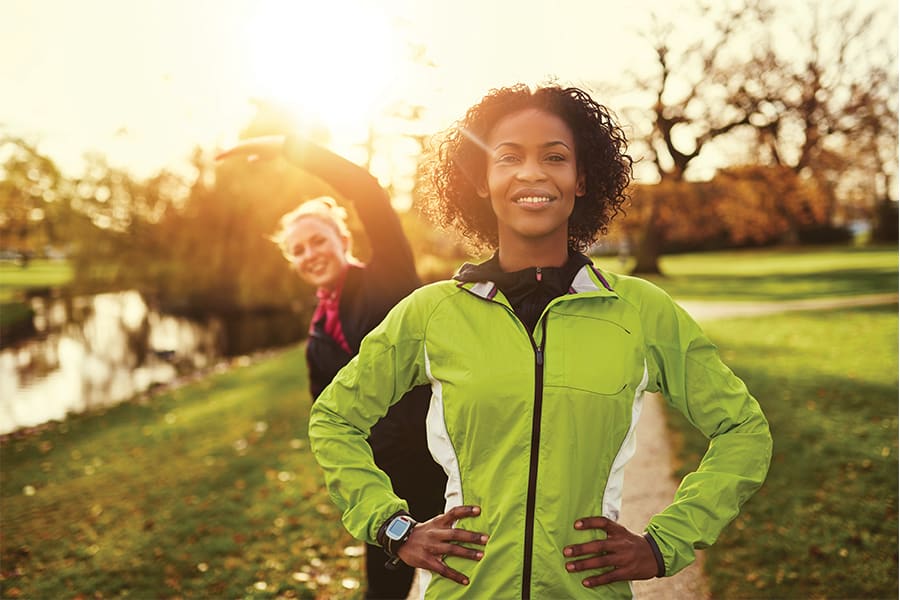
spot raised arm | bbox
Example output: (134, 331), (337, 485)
(215, 135), (285, 162)
(218, 134), (416, 279)
(282, 135), (416, 279)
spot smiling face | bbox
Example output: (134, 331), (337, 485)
(478, 109), (585, 262)
(281, 215), (349, 290)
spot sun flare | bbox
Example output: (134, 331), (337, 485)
(245, 0), (402, 142)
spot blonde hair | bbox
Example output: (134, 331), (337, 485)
(271, 197), (352, 256)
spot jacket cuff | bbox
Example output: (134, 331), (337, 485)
(644, 532), (666, 577)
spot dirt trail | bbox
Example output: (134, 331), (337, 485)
(621, 391), (710, 599)
(678, 292), (898, 321)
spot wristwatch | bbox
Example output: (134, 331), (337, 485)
(377, 512), (417, 569)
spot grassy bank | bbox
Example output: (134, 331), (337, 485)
(668, 304), (898, 599)
(0, 259), (74, 337)
(0, 259), (73, 302)
(0, 349), (361, 599)
(8, 316), (893, 600)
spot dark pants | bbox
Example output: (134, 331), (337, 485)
(363, 540), (414, 600)
(365, 388), (448, 599)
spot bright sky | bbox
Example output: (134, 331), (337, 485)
(2, 0), (896, 192)
(0, 0), (666, 176)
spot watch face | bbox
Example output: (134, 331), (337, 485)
(386, 517), (412, 540)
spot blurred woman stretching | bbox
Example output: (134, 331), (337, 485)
(219, 135), (447, 599)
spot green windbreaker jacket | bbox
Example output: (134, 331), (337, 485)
(309, 263), (772, 599)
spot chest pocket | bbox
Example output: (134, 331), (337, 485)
(545, 313), (637, 396)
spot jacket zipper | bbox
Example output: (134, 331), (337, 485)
(521, 317), (548, 600)
(464, 283), (558, 599)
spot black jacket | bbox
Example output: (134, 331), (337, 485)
(286, 136), (434, 467)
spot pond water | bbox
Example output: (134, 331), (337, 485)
(0, 291), (305, 435)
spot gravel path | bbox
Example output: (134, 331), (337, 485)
(621, 391), (710, 599)
(678, 292), (898, 321)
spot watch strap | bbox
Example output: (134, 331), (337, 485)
(376, 510), (416, 570)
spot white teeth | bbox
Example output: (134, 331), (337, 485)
(516, 196), (552, 204)
(304, 260), (325, 273)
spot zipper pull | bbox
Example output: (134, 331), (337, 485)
(536, 346), (544, 366)
(535, 267), (542, 282)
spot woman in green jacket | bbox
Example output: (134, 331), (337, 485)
(309, 83), (772, 599)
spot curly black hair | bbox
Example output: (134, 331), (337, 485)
(417, 83), (633, 253)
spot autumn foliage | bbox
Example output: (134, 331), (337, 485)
(617, 166), (829, 253)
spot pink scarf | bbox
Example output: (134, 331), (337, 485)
(310, 268), (352, 354)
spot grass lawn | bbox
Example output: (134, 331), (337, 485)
(0, 259), (73, 302)
(0, 259), (74, 335)
(668, 304), (899, 599)
(594, 244), (898, 301)
(1, 246), (897, 599)
(0, 348), (362, 600)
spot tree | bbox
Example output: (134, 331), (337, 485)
(146, 104), (341, 313)
(64, 153), (189, 294)
(622, 0), (779, 273)
(622, 0), (897, 273)
(0, 135), (72, 257)
(753, 0), (898, 234)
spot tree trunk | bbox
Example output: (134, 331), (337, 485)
(871, 196), (899, 243)
(631, 195), (664, 275)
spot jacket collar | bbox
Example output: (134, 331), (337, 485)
(453, 252), (618, 300)
(571, 264), (618, 297)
